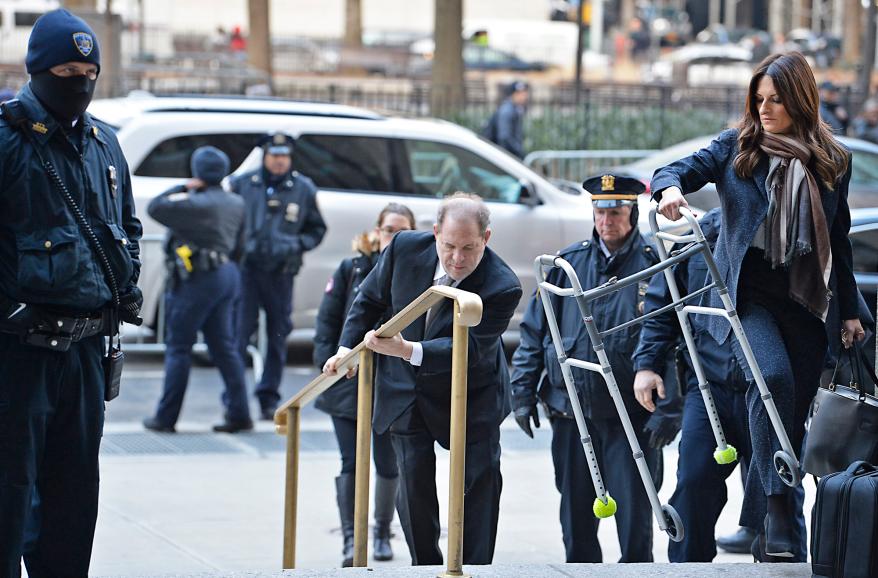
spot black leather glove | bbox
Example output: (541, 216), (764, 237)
(118, 286), (143, 326)
(644, 412), (682, 449)
(514, 404), (541, 439)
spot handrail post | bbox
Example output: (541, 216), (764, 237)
(282, 405), (300, 569)
(441, 301), (469, 578)
(353, 349), (375, 567)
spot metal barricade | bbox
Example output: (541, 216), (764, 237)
(122, 234), (265, 382)
(522, 149), (657, 184)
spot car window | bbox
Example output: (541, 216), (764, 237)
(135, 133), (263, 178)
(851, 227), (878, 273)
(294, 134), (395, 192)
(402, 139), (521, 203)
(850, 149), (878, 188)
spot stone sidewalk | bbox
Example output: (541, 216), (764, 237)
(63, 420), (819, 576)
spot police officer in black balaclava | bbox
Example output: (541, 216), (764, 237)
(0, 9), (143, 576)
(26, 8), (102, 126)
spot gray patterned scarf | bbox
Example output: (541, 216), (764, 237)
(759, 132), (832, 320)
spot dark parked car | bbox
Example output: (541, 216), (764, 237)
(408, 41), (547, 75)
(613, 134), (878, 211)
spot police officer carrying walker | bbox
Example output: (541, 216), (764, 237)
(143, 146), (253, 434)
(234, 133), (327, 419)
(0, 10), (143, 575)
(510, 175), (661, 563)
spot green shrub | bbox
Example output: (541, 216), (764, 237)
(443, 104), (729, 152)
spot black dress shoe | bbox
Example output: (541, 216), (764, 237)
(143, 417), (176, 433)
(717, 526), (758, 554)
(212, 419), (254, 433)
(260, 405), (277, 421)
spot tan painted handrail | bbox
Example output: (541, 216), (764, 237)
(274, 285), (483, 577)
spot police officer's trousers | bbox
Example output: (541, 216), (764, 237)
(390, 405), (501, 566)
(0, 333), (105, 577)
(669, 381), (752, 562)
(550, 414), (657, 563)
(239, 266), (294, 410)
(154, 262), (251, 426)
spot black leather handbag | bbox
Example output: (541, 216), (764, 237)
(803, 344), (878, 477)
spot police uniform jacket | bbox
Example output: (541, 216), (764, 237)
(314, 249), (379, 419)
(510, 229), (657, 421)
(232, 168), (327, 275)
(632, 209), (741, 391)
(148, 183), (245, 260)
(338, 230), (522, 448)
(0, 85), (141, 312)
(651, 128), (858, 345)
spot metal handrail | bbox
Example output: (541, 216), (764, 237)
(273, 285), (483, 575)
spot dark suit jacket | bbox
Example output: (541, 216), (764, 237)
(650, 128), (858, 344)
(339, 230), (522, 448)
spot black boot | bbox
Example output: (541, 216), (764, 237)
(335, 474), (355, 567)
(373, 474), (398, 562)
(764, 495), (795, 558)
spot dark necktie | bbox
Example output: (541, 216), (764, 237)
(424, 274), (454, 333)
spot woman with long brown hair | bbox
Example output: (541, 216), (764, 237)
(650, 52), (865, 560)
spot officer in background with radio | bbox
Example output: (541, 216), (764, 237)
(0, 10), (142, 576)
(143, 146), (253, 434)
(234, 133), (327, 420)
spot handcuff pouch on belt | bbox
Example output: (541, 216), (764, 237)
(20, 312), (107, 352)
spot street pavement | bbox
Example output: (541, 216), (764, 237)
(24, 354), (817, 576)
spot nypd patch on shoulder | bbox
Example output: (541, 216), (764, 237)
(73, 32), (94, 57)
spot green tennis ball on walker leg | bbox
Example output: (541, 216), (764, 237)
(714, 445), (738, 465)
(592, 495), (617, 518)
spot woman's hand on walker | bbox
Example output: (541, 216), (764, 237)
(656, 187), (688, 221)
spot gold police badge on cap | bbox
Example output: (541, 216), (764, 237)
(273, 133), (286, 146)
(72, 32), (94, 57)
(601, 175), (615, 191)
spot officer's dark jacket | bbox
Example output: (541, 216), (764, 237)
(232, 168), (327, 274)
(148, 184), (245, 259)
(651, 128), (858, 344)
(314, 246), (379, 419)
(632, 209), (741, 391)
(339, 230), (522, 448)
(0, 85), (141, 312)
(510, 229), (657, 421)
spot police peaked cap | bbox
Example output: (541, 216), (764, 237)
(26, 9), (101, 74)
(583, 174), (645, 208)
(260, 132), (295, 155)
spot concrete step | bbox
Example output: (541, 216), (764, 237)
(142, 563), (811, 577)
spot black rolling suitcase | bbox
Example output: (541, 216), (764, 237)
(810, 461), (878, 578)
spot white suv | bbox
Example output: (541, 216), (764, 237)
(88, 94), (604, 342)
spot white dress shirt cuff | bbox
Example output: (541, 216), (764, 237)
(408, 342), (423, 366)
